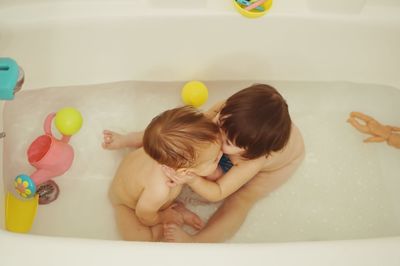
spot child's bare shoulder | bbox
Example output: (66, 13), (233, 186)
(144, 167), (170, 194)
(110, 149), (170, 207)
(259, 124), (305, 171)
(280, 123), (305, 157)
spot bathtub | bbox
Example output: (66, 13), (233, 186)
(1, 0), (400, 265)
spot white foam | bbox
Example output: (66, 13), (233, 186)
(3, 80), (400, 242)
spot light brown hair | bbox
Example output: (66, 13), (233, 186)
(220, 84), (292, 159)
(143, 106), (220, 169)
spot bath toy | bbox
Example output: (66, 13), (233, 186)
(55, 107), (83, 136)
(5, 193), (39, 233)
(14, 111), (77, 198)
(347, 111), (400, 149)
(245, 0), (267, 11)
(233, 0), (273, 18)
(236, 0), (264, 11)
(0, 57), (25, 100)
(181, 81), (208, 108)
(15, 174), (36, 198)
(5, 108), (82, 233)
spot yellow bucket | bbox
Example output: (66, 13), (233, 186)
(233, 0), (273, 18)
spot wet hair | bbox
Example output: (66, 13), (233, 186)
(219, 84), (292, 159)
(143, 106), (220, 169)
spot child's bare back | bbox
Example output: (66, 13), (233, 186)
(109, 148), (182, 212)
(249, 123), (304, 173)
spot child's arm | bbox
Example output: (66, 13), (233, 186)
(135, 186), (182, 226)
(188, 158), (265, 202)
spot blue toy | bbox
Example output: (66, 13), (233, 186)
(236, 0), (265, 11)
(0, 58), (24, 100)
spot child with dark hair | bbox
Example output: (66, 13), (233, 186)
(160, 84), (305, 242)
(104, 84), (305, 242)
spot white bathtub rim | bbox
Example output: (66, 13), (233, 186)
(0, 229), (400, 266)
(1, 227), (400, 245)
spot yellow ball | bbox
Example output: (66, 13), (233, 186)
(55, 107), (83, 136)
(181, 81), (208, 108)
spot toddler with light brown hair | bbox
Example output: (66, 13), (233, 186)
(108, 106), (222, 241)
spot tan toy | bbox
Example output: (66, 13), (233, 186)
(347, 112), (400, 149)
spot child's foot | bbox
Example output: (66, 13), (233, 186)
(173, 202), (205, 230)
(102, 130), (128, 150)
(163, 223), (194, 243)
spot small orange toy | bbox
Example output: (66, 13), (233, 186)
(347, 112), (400, 149)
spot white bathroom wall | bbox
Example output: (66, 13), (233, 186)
(1, 4), (400, 90)
(1, 0), (400, 13)
(1, 0), (400, 91)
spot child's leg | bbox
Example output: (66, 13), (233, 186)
(164, 154), (305, 243)
(172, 202), (205, 230)
(102, 131), (144, 150)
(113, 204), (163, 241)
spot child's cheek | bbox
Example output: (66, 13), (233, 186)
(204, 162), (219, 177)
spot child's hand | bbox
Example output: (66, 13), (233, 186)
(161, 165), (197, 187)
(160, 204), (184, 225)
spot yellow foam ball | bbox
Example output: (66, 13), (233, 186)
(55, 107), (83, 136)
(181, 81), (208, 108)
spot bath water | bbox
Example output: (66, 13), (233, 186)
(3, 80), (400, 242)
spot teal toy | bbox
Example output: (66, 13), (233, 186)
(0, 58), (24, 100)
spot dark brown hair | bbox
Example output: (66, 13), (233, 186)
(143, 106), (220, 169)
(219, 84), (292, 159)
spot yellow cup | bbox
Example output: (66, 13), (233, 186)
(5, 192), (39, 233)
(233, 0), (273, 18)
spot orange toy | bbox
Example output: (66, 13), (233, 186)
(347, 112), (400, 149)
